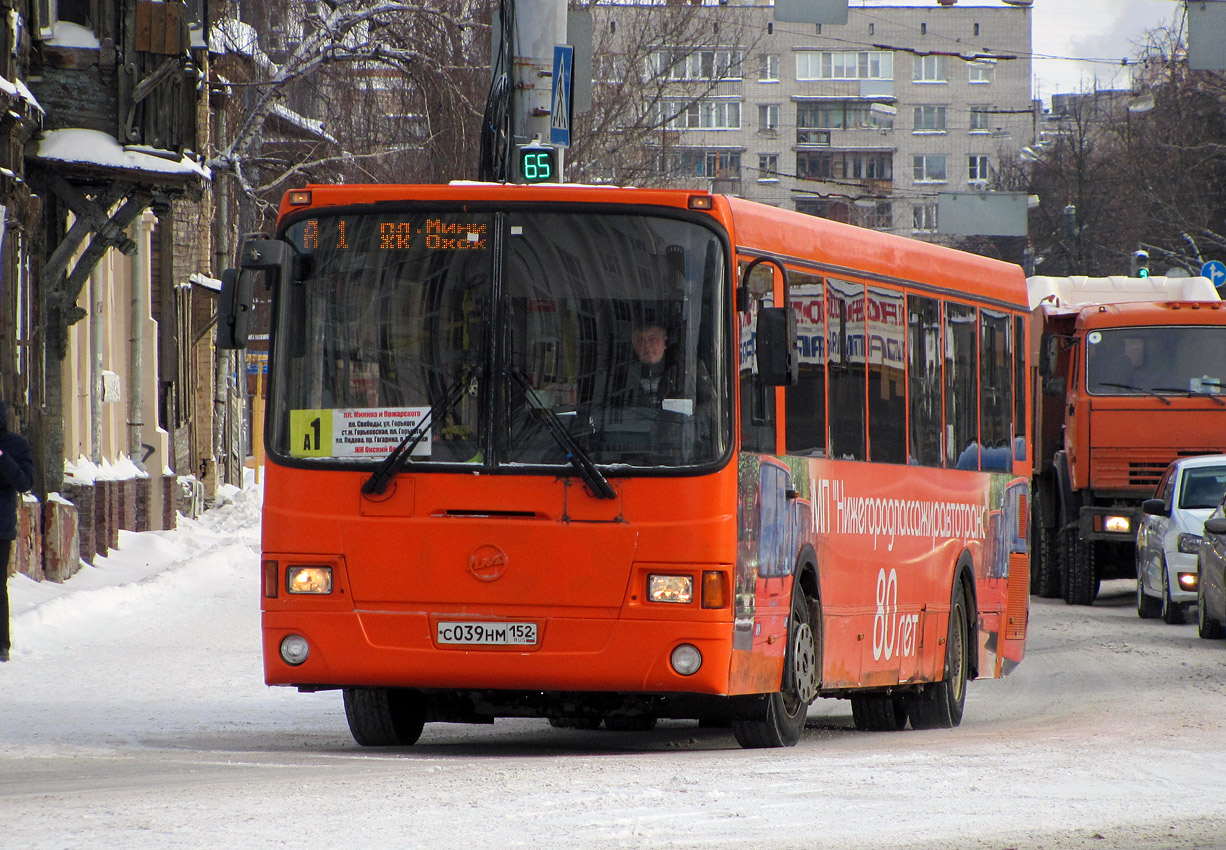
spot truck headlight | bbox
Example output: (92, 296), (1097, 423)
(648, 574), (693, 603)
(286, 565), (333, 594)
(1103, 515), (1131, 534)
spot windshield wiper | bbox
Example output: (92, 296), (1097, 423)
(362, 369), (477, 496)
(1151, 387), (1226, 406)
(1097, 382), (1172, 406)
(507, 366), (616, 500)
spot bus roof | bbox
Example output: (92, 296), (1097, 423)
(280, 182), (711, 217)
(722, 195), (1027, 308)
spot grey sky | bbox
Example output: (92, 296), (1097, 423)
(1031, 0), (1177, 99)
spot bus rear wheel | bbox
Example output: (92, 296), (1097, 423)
(850, 693), (908, 731)
(343, 687), (427, 746)
(907, 583), (969, 730)
(732, 590), (818, 749)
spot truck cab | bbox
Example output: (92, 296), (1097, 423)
(1030, 276), (1226, 604)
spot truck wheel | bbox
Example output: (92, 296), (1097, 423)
(1031, 491), (1060, 598)
(851, 693), (908, 731)
(343, 688), (426, 747)
(908, 583), (969, 730)
(1061, 527), (1097, 606)
(732, 589), (818, 749)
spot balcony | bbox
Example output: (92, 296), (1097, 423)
(796, 130), (831, 146)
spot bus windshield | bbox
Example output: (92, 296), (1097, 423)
(270, 208), (729, 470)
(1085, 326), (1226, 397)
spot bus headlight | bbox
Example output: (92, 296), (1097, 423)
(649, 574), (693, 604)
(286, 566), (333, 594)
(670, 644), (702, 676)
(280, 634), (310, 665)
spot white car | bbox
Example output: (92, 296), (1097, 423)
(1138, 455), (1226, 624)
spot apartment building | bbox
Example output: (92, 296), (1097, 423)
(595, 2), (1035, 241)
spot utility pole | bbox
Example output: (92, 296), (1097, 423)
(511, 0), (566, 158)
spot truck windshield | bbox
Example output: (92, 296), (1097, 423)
(1085, 326), (1226, 397)
(267, 209), (729, 471)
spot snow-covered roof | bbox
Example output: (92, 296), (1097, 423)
(0, 72), (42, 115)
(42, 21), (101, 50)
(268, 103), (337, 144)
(32, 129), (211, 181)
(209, 17), (276, 74)
(189, 272), (223, 292)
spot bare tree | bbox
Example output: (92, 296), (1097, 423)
(210, 0), (490, 234)
(568, 1), (761, 188)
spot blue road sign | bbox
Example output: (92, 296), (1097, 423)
(1201, 260), (1226, 291)
(551, 45), (573, 149)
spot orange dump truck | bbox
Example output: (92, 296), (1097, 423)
(1029, 276), (1226, 605)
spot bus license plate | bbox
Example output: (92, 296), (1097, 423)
(436, 621), (538, 646)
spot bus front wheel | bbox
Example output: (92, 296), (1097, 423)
(907, 583), (969, 730)
(732, 590), (818, 749)
(343, 687), (427, 746)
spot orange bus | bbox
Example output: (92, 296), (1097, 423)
(220, 183), (1031, 748)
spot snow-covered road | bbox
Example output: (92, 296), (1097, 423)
(2, 484), (1224, 849)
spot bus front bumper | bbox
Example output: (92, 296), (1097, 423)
(262, 610), (737, 696)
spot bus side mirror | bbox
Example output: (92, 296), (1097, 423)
(756, 306), (798, 386)
(216, 267), (254, 350)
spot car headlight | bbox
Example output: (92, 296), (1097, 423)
(286, 565), (333, 594)
(1177, 533), (1204, 555)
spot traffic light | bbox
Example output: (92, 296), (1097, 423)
(515, 144), (559, 184)
(1131, 249), (1150, 278)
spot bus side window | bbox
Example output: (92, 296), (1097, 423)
(1013, 314), (1027, 462)
(946, 303), (979, 470)
(867, 286), (906, 464)
(908, 294), (943, 466)
(980, 309), (1013, 471)
(785, 272), (826, 457)
(828, 279), (866, 461)
(740, 262), (776, 453)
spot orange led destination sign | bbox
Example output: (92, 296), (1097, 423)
(296, 218), (489, 252)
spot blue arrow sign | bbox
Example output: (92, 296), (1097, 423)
(1201, 260), (1226, 290)
(551, 45), (573, 149)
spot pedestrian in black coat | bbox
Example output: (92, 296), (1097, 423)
(0, 401), (34, 662)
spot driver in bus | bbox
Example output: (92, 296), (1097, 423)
(621, 321), (713, 413)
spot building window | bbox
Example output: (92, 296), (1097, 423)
(855, 200), (894, 231)
(969, 155), (990, 182)
(913, 154), (947, 182)
(913, 105), (947, 133)
(797, 101), (893, 131)
(797, 50), (893, 81)
(969, 106), (991, 133)
(759, 104), (779, 132)
(759, 53), (779, 82)
(661, 99), (742, 130)
(913, 54), (947, 83)
(758, 153), (779, 182)
(913, 202), (939, 232)
(968, 61), (995, 84)
(654, 49), (743, 81)
(798, 150), (893, 181)
(659, 149), (742, 179)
